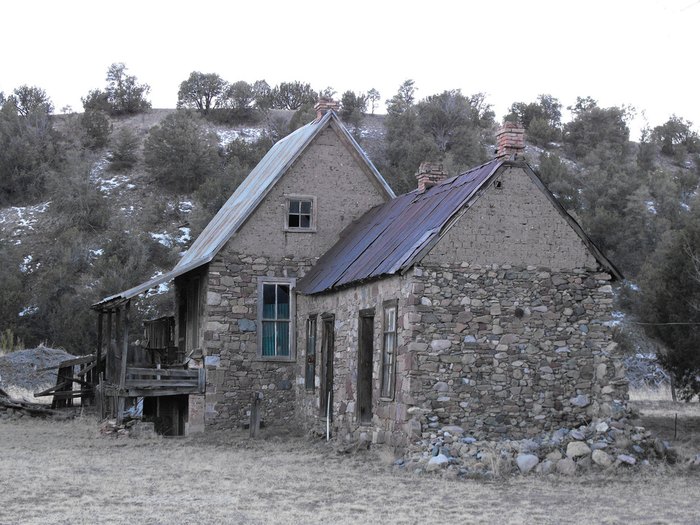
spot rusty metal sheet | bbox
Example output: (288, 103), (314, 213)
(298, 160), (503, 294)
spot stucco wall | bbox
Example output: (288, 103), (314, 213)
(231, 124), (387, 260)
(424, 167), (599, 270)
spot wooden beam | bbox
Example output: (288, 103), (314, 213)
(117, 301), (130, 424)
(126, 367), (198, 378)
(124, 380), (199, 388)
(96, 311), (104, 380)
(105, 310), (113, 383)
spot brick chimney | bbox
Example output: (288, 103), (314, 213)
(314, 98), (340, 120)
(416, 161), (447, 192)
(495, 121), (525, 160)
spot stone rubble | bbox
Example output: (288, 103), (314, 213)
(398, 416), (678, 477)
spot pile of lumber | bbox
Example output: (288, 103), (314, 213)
(0, 387), (74, 420)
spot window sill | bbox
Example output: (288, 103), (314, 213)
(284, 227), (317, 233)
(257, 356), (296, 363)
(379, 396), (395, 402)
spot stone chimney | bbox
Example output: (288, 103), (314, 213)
(416, 161), (447, 192)
(495, 121), (525, 160)
(314, 98), (340, 120)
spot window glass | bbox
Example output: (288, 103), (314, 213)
(287, 198), (313, 229)
(260, 283), (292, 358)
(381, 305), (397, 398)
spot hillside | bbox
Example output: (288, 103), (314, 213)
(0, 105), (698, 387)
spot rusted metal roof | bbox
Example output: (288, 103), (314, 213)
(297, 159), (622, 295)
(298, 159), (503, 294)
(94, 111), (393, 309)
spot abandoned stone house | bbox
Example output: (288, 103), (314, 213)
(93, 104), (628, 443)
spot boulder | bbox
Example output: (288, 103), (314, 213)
(516, 454), (539, 474)
(592, 449), (613, 467)
(566, 441), (591, 458)
(556, 457), (576, 475)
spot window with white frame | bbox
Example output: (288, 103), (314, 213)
(258, 278), (295, 359)
(381, 301), (398, 399)
(285, 195), (316, 231)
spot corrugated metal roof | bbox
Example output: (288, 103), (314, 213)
(94, 110), (394, 309)
(176, 110), (393, 271)
(297, 159), (622, 295)
(297, 159), (503, 295)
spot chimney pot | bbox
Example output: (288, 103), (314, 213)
(416, 161), (447, 192)
(314, 98), (340, 120)
(495, 121), (525, 160)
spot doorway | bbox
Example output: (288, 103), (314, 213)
(319, 315), (334, 420)
(357, 309), (374, 425)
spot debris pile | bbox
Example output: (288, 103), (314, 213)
(0, 387), (74, 420)
(99, 419), (157, 439)
(398, 416), (678, 477)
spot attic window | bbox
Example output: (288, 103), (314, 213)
(285, 195), (316, 232)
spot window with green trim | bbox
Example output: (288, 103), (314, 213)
(258, 279), (295, 359)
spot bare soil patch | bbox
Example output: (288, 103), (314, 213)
(0, 418), (698, 525)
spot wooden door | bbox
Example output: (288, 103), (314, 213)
(320, 316), (334, 419)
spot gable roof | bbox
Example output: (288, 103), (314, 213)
(297, 159), (622, 295)
(93, 110), (394, 309)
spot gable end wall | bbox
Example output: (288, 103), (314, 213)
(424, 167), (599, 270)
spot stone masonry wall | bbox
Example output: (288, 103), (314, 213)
(404, 263), (628, 439)
(203, 253), (313, 429)
(296, 275), (413, 445)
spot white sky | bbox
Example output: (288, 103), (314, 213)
(1, 0), (698, 140)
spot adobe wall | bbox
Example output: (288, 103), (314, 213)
(232, 125), (387, 260)
(424, 166), (599, 270)
(296, 275), (413, 445)
(198, 124), (388, 429)
(405, 263), (628, 439)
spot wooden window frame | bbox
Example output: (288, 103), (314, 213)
(284, 194), (317, 232)
(257, 277), (296, 361)
(380, 300), (398, 400)
(305, 315), (317, 391)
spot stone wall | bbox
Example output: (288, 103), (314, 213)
(202, 253), (313, 429)
(404, 263), (628, 439)
(296, 275), (413, 444)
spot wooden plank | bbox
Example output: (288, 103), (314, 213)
(105, 310), (113, 382)
(198, 367), (206, 393)
(121, 388), (201, 397)
(34, 382), (71, 397)
(126, 367), (197, 378)
(57, 355), (95, 367)
(96, 311), (104, 379)
(117, 301), (130, 424)
(76, 361), (97, 378)
(124, 380), (199, 388)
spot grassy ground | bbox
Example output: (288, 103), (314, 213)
(0, 410), (698, 525)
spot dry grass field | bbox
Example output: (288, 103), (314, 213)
(1, 395), (699, 525)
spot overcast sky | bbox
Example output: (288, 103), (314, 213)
(2, 0), (698, 140)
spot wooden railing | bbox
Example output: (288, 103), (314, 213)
(121, 367), (205, 396)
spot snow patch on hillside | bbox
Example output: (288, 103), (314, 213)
(217, 128), (262, 146)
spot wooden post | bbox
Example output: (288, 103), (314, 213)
(250, 392), (263, 438)
(116, 301), (130, 424)
(105, 310), (113, 384)
(96, 311), (104, 383)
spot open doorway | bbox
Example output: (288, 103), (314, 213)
(319, 315), (334, 421)
(357, 309), (374, 425)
